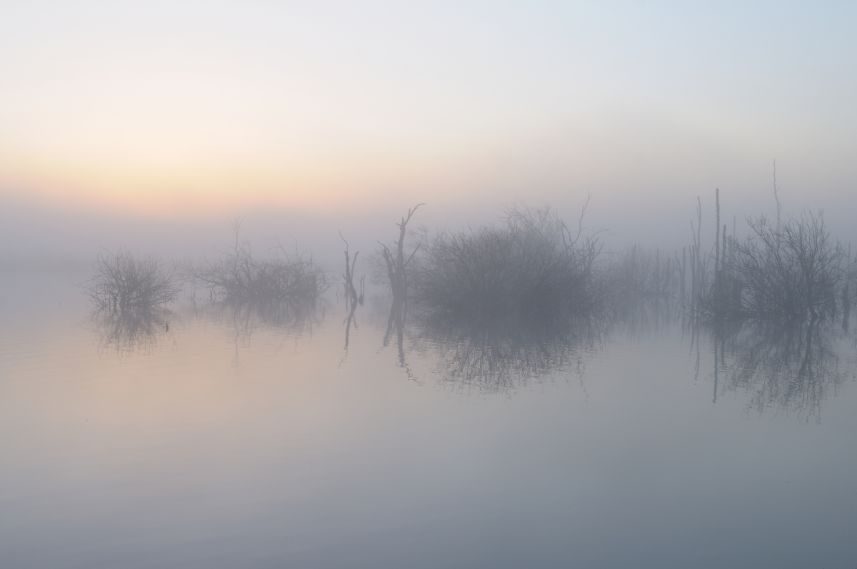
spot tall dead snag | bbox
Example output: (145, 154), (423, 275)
(689, 196), (704, 311)
(380, 204), (424, 358)
(714, 187), (721, 314)
(339, 233), (363, 352)
(379, 203), (424, 308)
(339, 233), (362, 310)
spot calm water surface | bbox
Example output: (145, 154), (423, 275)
(2, 273), (857, 568)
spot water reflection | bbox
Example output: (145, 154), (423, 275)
(410, 312), (606, 392)
(93, 306), (172, 354)
(195, 296), (325, 344)
(709, 319), (848, 421)
(381, 296), (415, 380)
(87, 253), (178, 353)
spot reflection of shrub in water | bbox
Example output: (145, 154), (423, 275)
(94, 308), (171, 353)
(193, 239), (327, 337)
(717, 320), (845, 420)
(198, 295), (324, 339)
(88, 252), (178, 352)
(413, 311), (605, 392)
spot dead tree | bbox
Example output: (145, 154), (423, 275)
(379, 203), (424, 308)
(339, 233), (361, 310)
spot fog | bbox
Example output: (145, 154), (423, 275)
(3, 163), (856, 274)
(3, 2), (857, 568)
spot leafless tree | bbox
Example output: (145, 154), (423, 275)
(737, 211), (844, 321)
(378, 203), (424, 305)
(89, 252), (178, 314)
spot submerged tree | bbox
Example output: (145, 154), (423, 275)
(339, 233), (364, 353)
(737, 212), (844, 321)
(378, 203), (424, 305)
(377, 204), (424, 367)
(89, 252), (178, 314)
(88, 252), (178, 353)
(414, 205), (601, 325)
(194, 226), (327, 322)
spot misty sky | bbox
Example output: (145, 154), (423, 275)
(1, 1), (856, 263)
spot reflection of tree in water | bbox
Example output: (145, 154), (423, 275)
(196, 297), (324, 345)
(93, 307), (171, 354)
(709, 319), (847, 421)
(191, 298), (325, 367)
(409, 312), (606, 392)
(382, 295), (415, 380)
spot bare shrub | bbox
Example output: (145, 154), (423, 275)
(89, 252), (178, 314)
(737, 212), (844, 321)
(414, 207), (601, 324)
(194, 241), (327, 319)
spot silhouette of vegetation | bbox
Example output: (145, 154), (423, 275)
(734, 212), (844, 321)
(340, 233), (364, 353)
(194, 225), (327, 324)
(378, 204), (423, 305)
(414, 206), (601, 325)
(87, 252), (177, 353)
(340, 233), (364, 312)
(372, 204), (423, 375)
(89, 252), (179, 314)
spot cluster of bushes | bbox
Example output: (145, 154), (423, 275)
(88, 237), (327, 339)
(88, 196), (854, 338)
(412, 207), (601, 325)
(683, 210), (850, 324)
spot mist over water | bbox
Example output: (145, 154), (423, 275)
(4, 2), (857, 567)
(4, 148), (857, 569)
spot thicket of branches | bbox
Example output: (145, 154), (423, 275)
(734, 212), (844, 321)
(89, 252), (178, 314)
(604, 246), (682, 310)
(600, 187), (853, 325)
(194, 243), (327, 315)
(413, 206), (601, 324)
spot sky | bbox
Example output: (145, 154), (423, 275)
(1, 0), (856, 263)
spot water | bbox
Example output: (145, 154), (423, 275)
(2, 274), (857, 568)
